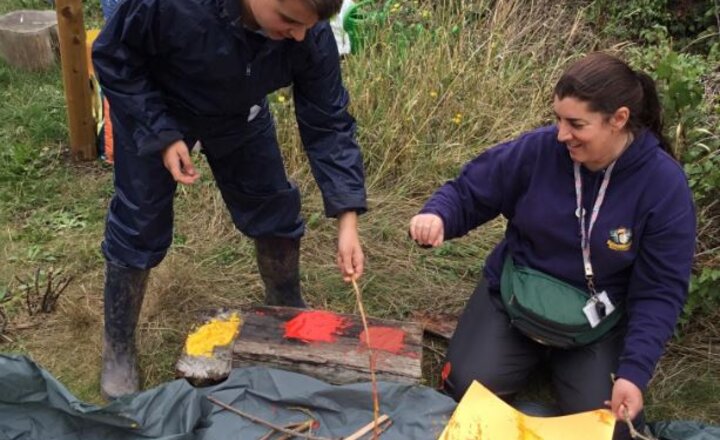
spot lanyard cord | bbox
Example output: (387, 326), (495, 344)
(574, 161), (616, 296)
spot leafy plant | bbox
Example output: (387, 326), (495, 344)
(587, 0), (719, 54)
(627, 28), (720, 323)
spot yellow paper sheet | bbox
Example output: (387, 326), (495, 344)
(438, 381), (615, 440)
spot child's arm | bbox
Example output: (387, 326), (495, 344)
(92, 0), (184, 157)
(291, 23), (367, 218)
(292, 23), (367, 280)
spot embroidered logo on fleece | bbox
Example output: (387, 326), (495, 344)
(607, 227), (632, 251)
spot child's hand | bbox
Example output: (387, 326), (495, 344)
(162, 140), (200, 185)
(409, 214), (444, 247)
(336, 211), (364, 282)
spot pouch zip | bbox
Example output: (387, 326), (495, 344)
(509, 294), (589, 332)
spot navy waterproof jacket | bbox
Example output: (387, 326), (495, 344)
(420, 126), (696, 391)
(92, 0), (367, 218)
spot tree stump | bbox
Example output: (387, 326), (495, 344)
(0, 10), (58, 71)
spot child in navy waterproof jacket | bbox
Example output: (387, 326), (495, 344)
(92, 0), (367, 400)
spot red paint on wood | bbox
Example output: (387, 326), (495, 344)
(284, 311), (348, 343)
(359, 326), (406, 354)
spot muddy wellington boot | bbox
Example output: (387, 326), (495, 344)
(254, 237), (306, 308)
(100, 260), (149, 400)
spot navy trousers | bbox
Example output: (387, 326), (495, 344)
(444, 278), (643, 440)
(102, 106), (304, 269)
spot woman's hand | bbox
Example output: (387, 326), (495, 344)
(409, 213), (444, 247)
(162, 140), (200, 185)
(606, 378), (644, 422)
(337, 211), (364, 282)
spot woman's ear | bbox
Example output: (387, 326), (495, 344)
(610, 106), (630, 130)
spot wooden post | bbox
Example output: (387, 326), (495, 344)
(55, 0), (96, 161)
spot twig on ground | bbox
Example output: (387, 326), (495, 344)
(276, 420), (315, 440)
(15, 267), (72, 315)
(344, 415), (390, 440)
(207, 396), (332, 440)
(373, 419), (393, 438)
(258, 420), (314, 440)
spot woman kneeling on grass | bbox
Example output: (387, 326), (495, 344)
(409, 52), (696, 439)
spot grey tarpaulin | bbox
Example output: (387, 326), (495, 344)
(0, 354), (455, 439)
(1, 355), (718, 440)
(650, 421), (720, 440)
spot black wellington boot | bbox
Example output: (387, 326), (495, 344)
(254, 237), (306, 308)
(100, 260), (149, 400)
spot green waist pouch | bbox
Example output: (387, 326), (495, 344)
(500, 256), (624, 348)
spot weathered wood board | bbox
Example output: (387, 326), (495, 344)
(0, 10), (58, 71)
(232, 306), (423, 385)
(411, 311), (458, 340)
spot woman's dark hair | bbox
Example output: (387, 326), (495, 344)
(554, 52), (672, 157)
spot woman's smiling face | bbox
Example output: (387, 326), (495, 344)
(553, 95), (631, 171)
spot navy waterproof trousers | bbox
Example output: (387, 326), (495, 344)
(101, 104), (304, 270)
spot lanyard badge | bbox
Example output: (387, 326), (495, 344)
(574, 162), (617, 327)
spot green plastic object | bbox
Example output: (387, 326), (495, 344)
(342, 0), (390, 54)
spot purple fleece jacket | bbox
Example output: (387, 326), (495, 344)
(420, 125), (696, 390)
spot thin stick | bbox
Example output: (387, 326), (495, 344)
(374, 419), (393, 437)
(351, 279), (381, 440)
(207, 396), (332, 440)
(622, 408), (656, 440)
(259, 420), (313, 440)
(344, 414), (390, 440)
(277, 420), (315, 440)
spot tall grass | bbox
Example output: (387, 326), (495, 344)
(278, 0), (597, 195)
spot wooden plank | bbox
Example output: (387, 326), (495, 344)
(232, 307), (423, 385)
(411, 311), (458, 340)
(176, 309), (242, 386)
(55, 0), (96, 161)
(0, 10), (58, 71)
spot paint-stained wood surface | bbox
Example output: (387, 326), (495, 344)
(176, 309), (242, 386)
(233, 306), (423, 385)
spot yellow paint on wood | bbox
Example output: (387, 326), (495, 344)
(438, 381), (615, 440)
(185, 313), (242, 357)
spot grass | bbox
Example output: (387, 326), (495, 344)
(0, 0), (718, 425)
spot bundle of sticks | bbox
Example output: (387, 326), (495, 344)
(207, 395), (393, 440)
